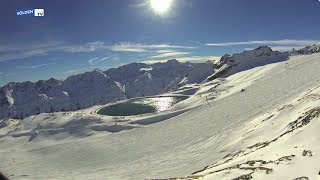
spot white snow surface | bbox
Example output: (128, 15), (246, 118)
(0, 52), (320, 179)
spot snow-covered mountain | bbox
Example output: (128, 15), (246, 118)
(1, 46), (320, 179)
(0, 70), (126, 119)
(1, 45), (318, 120)
(167, 45), (320, 93)
(168, 46), (288, 91)
(105, 59), (193, 98)
(166, 61), (215, 91)
(207, 46), (288, 80)
(0, 59), (194, 119)
(292, 43), (320, 54)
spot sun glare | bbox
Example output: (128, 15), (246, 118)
(150, 0), (173, 14)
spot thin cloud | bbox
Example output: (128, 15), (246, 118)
(110, 42), (196, 53)
(64, 66), (113, 76)
(0, 41), (197, 62)
(176, 56), (220, 62)
(142, 55), (220, 64)
(155, 49), (176, 53)
(4, 72), (17, 77)
(188, 40), (202, 45)
(0, 51), (44, 62)
(63, 41), (107, 53)
(151, 51), (192, 58)
(0, 41), (63, 62)
(271, 46), (306, 52)
(129, 1), (148, 8)
(95, 56), (111, 64)
(64, 68), (89, 75)
(0, 41), (106, 62)
(111, 46), (146, 53)
(17, 63), (56, 69)
(0, 41), (63, 53)
(0, 46), (24, 53)
(206, 39), (320, 47)
(88, 57), (99, 65)
(88, 56), (113, 65)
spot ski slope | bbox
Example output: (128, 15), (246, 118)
(0, 53), (320, 179)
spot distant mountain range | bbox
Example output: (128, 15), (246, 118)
(0, 60), (195, 119)
(1, 44), (319, 119)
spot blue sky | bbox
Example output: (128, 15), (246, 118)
(1, 0), (320, 86)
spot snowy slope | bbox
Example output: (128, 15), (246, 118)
(0, 50), (320, 179)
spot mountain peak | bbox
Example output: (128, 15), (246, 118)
(167, 59), (179, 63)
(0, 60), (196, 119)
(294, 44), (320, 54)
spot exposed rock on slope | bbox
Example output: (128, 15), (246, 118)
(166, 61), (215, 91)
(208, 46), (288, 80)
(292, 44), (320, 54)
(0, 60), (194, 119)
(105, 59), (193, 98)
(169, 46), (288, 90)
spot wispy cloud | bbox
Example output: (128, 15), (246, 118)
(0, 41), (63, 62)
(0, 40), (196, 63)
(88, 57), (99, 65)
(155, 49), (176, 53)
(270, 46), (306, 52)
(142, 55), (220, 64)
(64, 68), (89, 75)
(88, 56), (113, 65)
(64, 66), (113, 77)
(206, 39), (320, 47)
(0, 41), (108, 62)
(129, 1), (148, 8)
(0, 41), (62, 53)
(110, 42), (196, 53)
(111, 45), (146, 53)
(95, 56), (111, 64)
(17, 63), (56, 69)
(62, 41), (107, 53)
(151, 51), (192, 58)
(3, 72), (17, 77)
(176, 56), (220, 62)
(0, 46), (24, 53)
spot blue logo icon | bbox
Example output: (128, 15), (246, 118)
(16, 9), (44, 17)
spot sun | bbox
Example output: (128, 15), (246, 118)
(150, 0), (173, 14)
